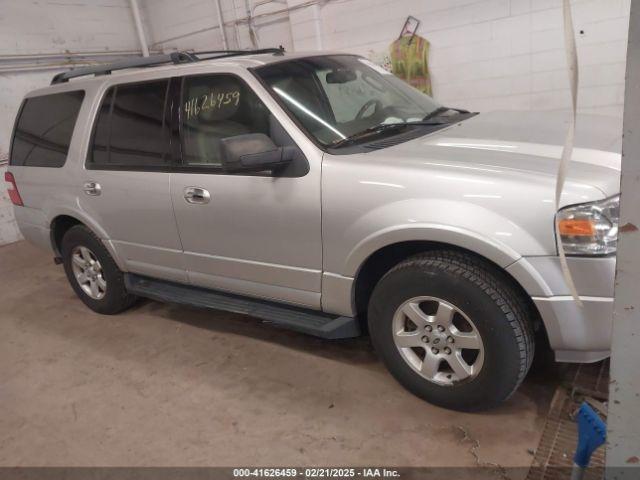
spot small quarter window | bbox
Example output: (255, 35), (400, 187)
(10, 90), (85, 167)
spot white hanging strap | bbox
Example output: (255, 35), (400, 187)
(556, 0), (583, 307)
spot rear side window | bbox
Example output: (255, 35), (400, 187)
(88, 80), (170, 169)
(10, 90), (85, 167)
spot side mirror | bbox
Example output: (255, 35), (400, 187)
(220, 133), (292, 173)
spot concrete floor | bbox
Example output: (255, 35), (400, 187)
(1, 241), (558, 468)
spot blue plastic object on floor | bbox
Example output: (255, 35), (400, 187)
(571, 402), (607, 480)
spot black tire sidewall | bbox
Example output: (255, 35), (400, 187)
(369, 259), (526, 411)
(61, 225), (133, 315)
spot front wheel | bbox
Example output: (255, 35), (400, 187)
(368, 251), (534, 411)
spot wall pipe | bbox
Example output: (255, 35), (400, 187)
(244, 0), (259, 47)
(0, 52), (158, 74)
(213, 0), (229, 49)
(231, 0), (243, 48)
(312, 3), (323, 50)
(250, 0), (293, 49)
(0, 62), (99, 74)
(0, 50), (148, 62)
(129, 0), (149, 57)
(282, 0), (297, 51)
(150, 0), (326, 48)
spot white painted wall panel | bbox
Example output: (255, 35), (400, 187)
(145, 0), (626, 119)
(299, 0), (629, 118)
(0, 0), (140, 54)
(0, 0), (631, 246)
(0, 0), (142, 245)
(142, 0), (228, 50)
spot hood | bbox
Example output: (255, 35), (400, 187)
(372, 110), (622, 197)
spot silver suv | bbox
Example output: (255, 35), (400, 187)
(6, 50), (620, 411)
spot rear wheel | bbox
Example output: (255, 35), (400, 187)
(368, 250), (534, 411)
(61, 225), (136, 315)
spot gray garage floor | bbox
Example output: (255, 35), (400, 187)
(1, 241), (558, 468)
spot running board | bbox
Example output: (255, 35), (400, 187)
(124, 274), (360, 340)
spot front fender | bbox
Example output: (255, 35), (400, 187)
(344, 222), (520, 277)
(337, 198), (548, 278)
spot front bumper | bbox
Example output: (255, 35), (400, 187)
(507, 256), (615, 363)
(532, 296), (613, 362)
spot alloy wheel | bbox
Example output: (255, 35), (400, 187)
(70, 246), (107, 300)
(392, 296), (484, 386)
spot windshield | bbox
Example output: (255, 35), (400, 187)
(254, 55), (446, 147)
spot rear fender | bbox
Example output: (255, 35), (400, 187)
(48, 206), (126, 271)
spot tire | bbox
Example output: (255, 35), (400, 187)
(368, 250), (534, 411)
(61, 225), (137, 315)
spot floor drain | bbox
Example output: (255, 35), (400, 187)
(526, 360), (608, 480)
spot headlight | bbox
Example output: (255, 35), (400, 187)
(557, 195), (619, 255)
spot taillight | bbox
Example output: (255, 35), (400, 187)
(4, 172), (23, 206)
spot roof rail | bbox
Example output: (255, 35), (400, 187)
(51, 52), (197, 84)
(50, 47), (285, 85)
(192, 47), (285, 59)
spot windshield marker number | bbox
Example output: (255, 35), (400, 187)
(184, 90), (241, 120)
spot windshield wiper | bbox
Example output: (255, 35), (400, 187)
(330, 107), (472, 149)
(422, 106), (470, 122)
(331, 123), (409, 148)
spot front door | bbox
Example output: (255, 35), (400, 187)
(170, 73), (323, 309)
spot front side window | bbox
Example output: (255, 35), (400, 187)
(89, 80), (170, 169)
(255, 55), (465, 148)
(11, 90), (85, 167)
(180, 74), (272, 167)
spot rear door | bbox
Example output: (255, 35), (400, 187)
(80, 78), (187, 283)
(169, 72), (323, 308)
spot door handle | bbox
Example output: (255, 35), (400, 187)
(184, 186), (210, 204)
(83, 181), (101, 196)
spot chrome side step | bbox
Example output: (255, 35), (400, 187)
(125, 274), (361, 340)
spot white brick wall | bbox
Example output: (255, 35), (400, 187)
(142, 0), (294, 52)
(0, 0), (631, 246)
(0, 0), (142, 245)
(147, 0), (630, 117)
(141, 0), (228, 51)
(3, 0), (628, 150)
(0, 0), (141, 150)
(315, 0), (629, 117)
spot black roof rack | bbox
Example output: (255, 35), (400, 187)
(51, 47), (285, 85)
(193, 47), (284, 60)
